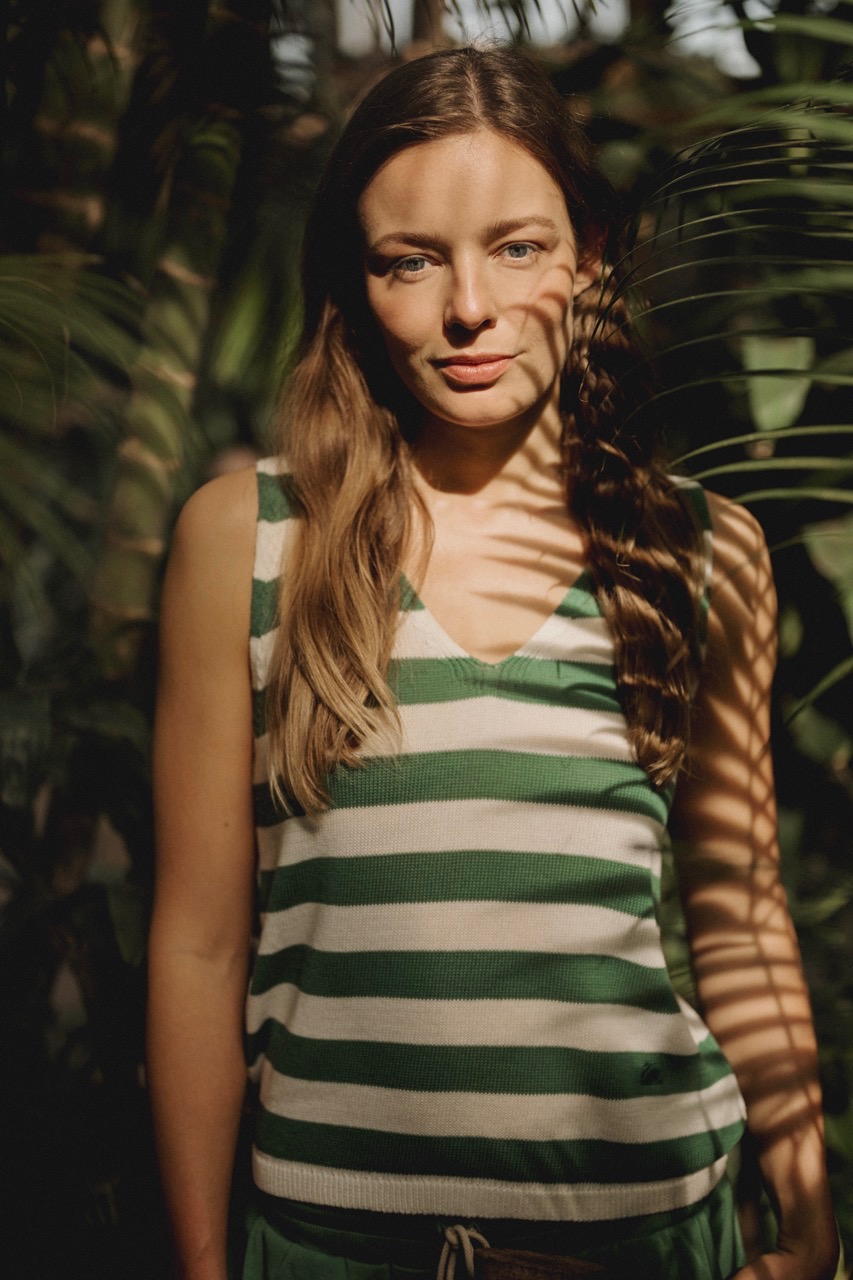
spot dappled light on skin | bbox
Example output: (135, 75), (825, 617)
(359, 131), (601, 665)
(405, 479), (588, 665)
(672, 503), (838, 1278)
(360, 131), (597, 449)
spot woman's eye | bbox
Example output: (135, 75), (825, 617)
(391, 255), (429, 278)
(503, 242), (537, 262)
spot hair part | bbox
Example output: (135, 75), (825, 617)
(266, 45), (705, 814)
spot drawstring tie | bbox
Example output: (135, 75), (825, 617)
(437, 1224), (491, 1280)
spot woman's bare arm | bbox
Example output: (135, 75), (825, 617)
(147, 466), (258, 1280)
(670, 494), (838, 1280)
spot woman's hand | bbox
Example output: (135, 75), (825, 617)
(730, 1236), (840, 1280)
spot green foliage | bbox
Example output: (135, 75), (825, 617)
(0, 256), (141, 612)
(615, 33), (853, 1252)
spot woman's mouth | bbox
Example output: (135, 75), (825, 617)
(433, 354), (514, 385)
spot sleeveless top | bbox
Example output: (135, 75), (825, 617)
(245, 457), (746, 1222)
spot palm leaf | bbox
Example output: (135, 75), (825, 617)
(0, 256), (139, 435)
(356, 0), (559, 45)
(785, 654), (853, 724)
(620, 73), (853, 502)
(0, 255), (141, 603)
(676, 423), (853, 465)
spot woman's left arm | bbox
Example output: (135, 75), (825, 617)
(670, 494), (839, 1280)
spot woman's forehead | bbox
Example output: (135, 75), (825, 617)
(358, 131), (573, 242)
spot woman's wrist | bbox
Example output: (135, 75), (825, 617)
(173, 1241), (229, 1280)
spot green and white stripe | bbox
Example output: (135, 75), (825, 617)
(246, 457), (745, 1220)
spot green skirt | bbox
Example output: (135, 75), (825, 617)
(242, 1174), (746, 1280)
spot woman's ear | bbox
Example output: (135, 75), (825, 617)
(573, 256), (603, 296)
(573, 230), (607, 296)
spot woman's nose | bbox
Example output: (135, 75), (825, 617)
(444, 262), (496, 332)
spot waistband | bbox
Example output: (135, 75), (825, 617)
(252, 1179), (725, 1269)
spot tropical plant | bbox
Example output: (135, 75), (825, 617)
(611, 8), (853, 1252)
(0, 3), (333, 1275)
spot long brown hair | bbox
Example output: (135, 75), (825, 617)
(267, 45), (705, 815)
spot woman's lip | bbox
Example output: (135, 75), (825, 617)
(434, 355), (514, 384)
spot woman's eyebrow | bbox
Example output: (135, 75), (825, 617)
(366, 216), (560, 256)
(366, 230), (447, 255)
(481, 215), (560, 241)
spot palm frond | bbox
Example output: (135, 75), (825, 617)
(0, 256), (140, 436)
(786, 654), (853, 724)
(620, 77), (853, 507)
(676, 424), (853, 465)
(0, 255), (141, 601)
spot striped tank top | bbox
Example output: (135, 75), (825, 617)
(246, 457), (746, 1221)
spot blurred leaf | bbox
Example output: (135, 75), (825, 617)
(0, 258), (140, 431)
(0, 476), (94, 583)
(732, 488), (853, 505)
(778, 602), (804, 658)
(63, 700), (151, 760)
(0, 256), (142, 606)
(682, 81), (853, 129)
(676, 424), (853, 467)
(825, 1109), (853, 1167)
(740, 12), (853, 49)
(740, 334), (815, 432)
(803, 514), (853, 635)
(106, 884), (148, 969)
(0, 688), (51, 810)
(778, 696), (845, 762)
(786, 656), (853, 728)
(693, 457), (853, 482)
(793, 883), (853, 929)
(0, 436), (99, 522)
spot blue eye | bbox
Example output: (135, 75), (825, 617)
(393, 255), (429, 276)
(505, 242), (536, 260)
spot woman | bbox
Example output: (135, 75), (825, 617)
(147, 46), (839, 1280)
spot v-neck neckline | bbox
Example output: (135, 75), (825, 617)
(398, 568), (595, 670)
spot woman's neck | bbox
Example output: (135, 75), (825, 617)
(409, 404), (566, 503)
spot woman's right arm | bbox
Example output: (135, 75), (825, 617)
(147, 466), (258, 1280)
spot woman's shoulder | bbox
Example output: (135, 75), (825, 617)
(175, 461), (257, 544)
(702, 489), (771, 585)
(165, 464), (260, 618)
(701, 488), (776, 664)
(172, 456), (296, 550)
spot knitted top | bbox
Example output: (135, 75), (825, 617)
(246, 458), (746, 1222)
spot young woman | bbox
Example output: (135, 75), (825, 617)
(147, 46), (839, 1280)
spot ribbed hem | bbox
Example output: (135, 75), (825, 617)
(251, 1150), (728, 1221)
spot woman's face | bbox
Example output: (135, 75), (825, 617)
(359, 130), (595, 437)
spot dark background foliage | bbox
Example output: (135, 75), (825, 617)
(0, 2), (850, 1275)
